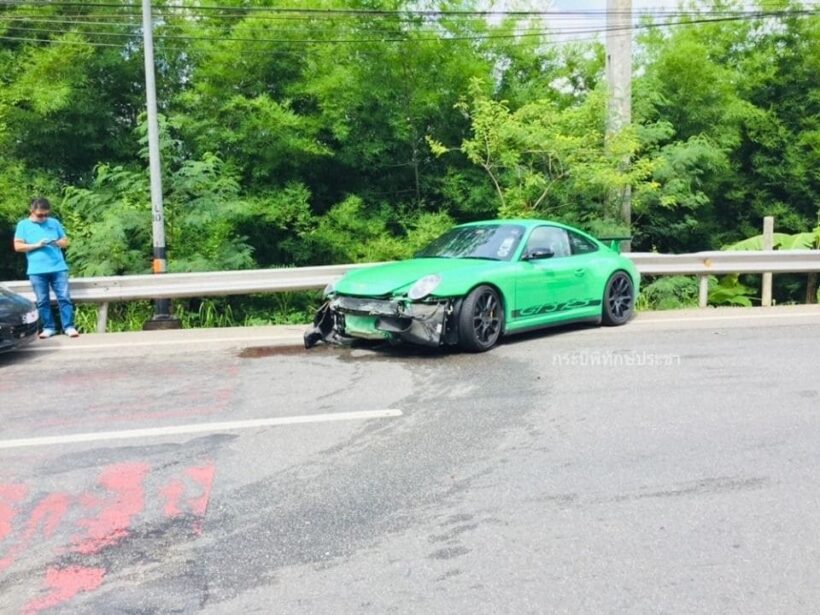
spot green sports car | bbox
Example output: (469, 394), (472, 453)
(304, 219), (639, 352)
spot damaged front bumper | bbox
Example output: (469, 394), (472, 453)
(304, 295), (454, 349)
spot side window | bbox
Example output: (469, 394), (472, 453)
(524, 226), (571, 258)
(568, 231), (599, 255)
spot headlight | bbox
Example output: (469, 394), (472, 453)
(323, 280), (337, 297)
(407, 274), (441, 300)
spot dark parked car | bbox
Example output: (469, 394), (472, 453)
(0, 286), (39, 352)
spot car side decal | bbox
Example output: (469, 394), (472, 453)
(512, 298), (602, 319)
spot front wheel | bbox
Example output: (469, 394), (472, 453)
(602, 271), (635, 326)
(458, 285), (504, 352)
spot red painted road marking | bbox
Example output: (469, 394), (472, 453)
(3, 360), (239, 433)
(0, 483), (28, 543)
(3, 461), (216, 612)
(185, 463), (216, 535)
(72, 462), (150, 555)
(0, 483), (28, 500)
(159, 479), (185, 518)
(186, 464), (216, 517)
(159, 462), (216, 535)
(24, 566), (105, 614)
(0, 492), (71, 572)
(32, 385), (238, 430)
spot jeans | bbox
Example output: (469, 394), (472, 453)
(29, 270), (74, 332)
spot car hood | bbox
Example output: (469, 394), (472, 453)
(335, 258), (504, 297)
(0, 287), (35, 323)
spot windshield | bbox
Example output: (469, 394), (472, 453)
(416, 224), (525, 261)
(0, 286), (30, 312)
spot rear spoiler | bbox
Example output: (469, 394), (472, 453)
(596, 236), (632, 254)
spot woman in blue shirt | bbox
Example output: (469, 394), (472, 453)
(13, 197), (78, 338)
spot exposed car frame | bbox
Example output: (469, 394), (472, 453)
(307, 294), (457, 349)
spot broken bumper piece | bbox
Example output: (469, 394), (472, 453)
(304, 295), (450, 349)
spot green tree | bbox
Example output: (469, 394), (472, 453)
(632, 1), (819, 250)
(62, 120), (254, 276)
(430, 78), (656, 225)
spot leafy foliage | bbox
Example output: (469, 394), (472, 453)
(636, 274), (755, 310)
(430, 80), (658, 222)
(635, 275), (700, 310)
(62, 123), (255, 276)
(724, 227), (820, 251)
(708, 275), (754, 307)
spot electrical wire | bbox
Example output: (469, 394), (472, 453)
(1, 0), (814, 28)
(0, 6), (815, 47)
(3, 6), (816, 24)
(0, 0), (816, 18)
(0, 31), (613, 59)
(0, 32), (125, 46)
(3, 19), (686, 42)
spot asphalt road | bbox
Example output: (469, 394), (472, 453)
(1, 306), (819, 614)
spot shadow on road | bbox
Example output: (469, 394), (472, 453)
(238, 320), (605, 362)
(0, 346), (58, 367)
(498, 320), (601, 348)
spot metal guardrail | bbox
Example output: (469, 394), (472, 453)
(629, 250), (820, 275)
(1, 263), (368, 302)
(3, 250), (819, 332)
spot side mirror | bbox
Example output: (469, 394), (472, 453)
(522, 248), (555, 261)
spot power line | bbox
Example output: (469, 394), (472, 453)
(0, 31), (614, 57)
(0, 8), (815, 47)
(4, 7), (815, 24)
(0, 0), (816, 18)
(0, 26), (595, 45)
(1, 1), (814, 36)
(0, 32), (125, 46)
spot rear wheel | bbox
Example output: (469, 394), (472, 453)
(602, 271), (634, 326)
(458, 285), (503, 352)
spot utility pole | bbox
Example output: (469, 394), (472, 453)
(141, 0), (178, 329)
(606, 0), (632, 251)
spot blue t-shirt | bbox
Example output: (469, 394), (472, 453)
(14, 218), (68, 275)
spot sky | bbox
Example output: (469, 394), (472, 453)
(489, 0), (776, 43)
(487, 0), (686, 43)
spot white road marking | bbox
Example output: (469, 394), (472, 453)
(0, 409), (403, 450)
(633, 312), (820, 324)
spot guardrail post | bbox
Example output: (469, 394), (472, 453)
(698, 273), (709, 308)
(698, 275), (709, 308)
(762, 216), (774, 307)
(96, 302), (109, 333)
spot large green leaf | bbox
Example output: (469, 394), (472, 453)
(724, 227), (820, 250)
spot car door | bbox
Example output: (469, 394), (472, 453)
(564, 229), (605, 316)
(512, 225), (587, 325)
